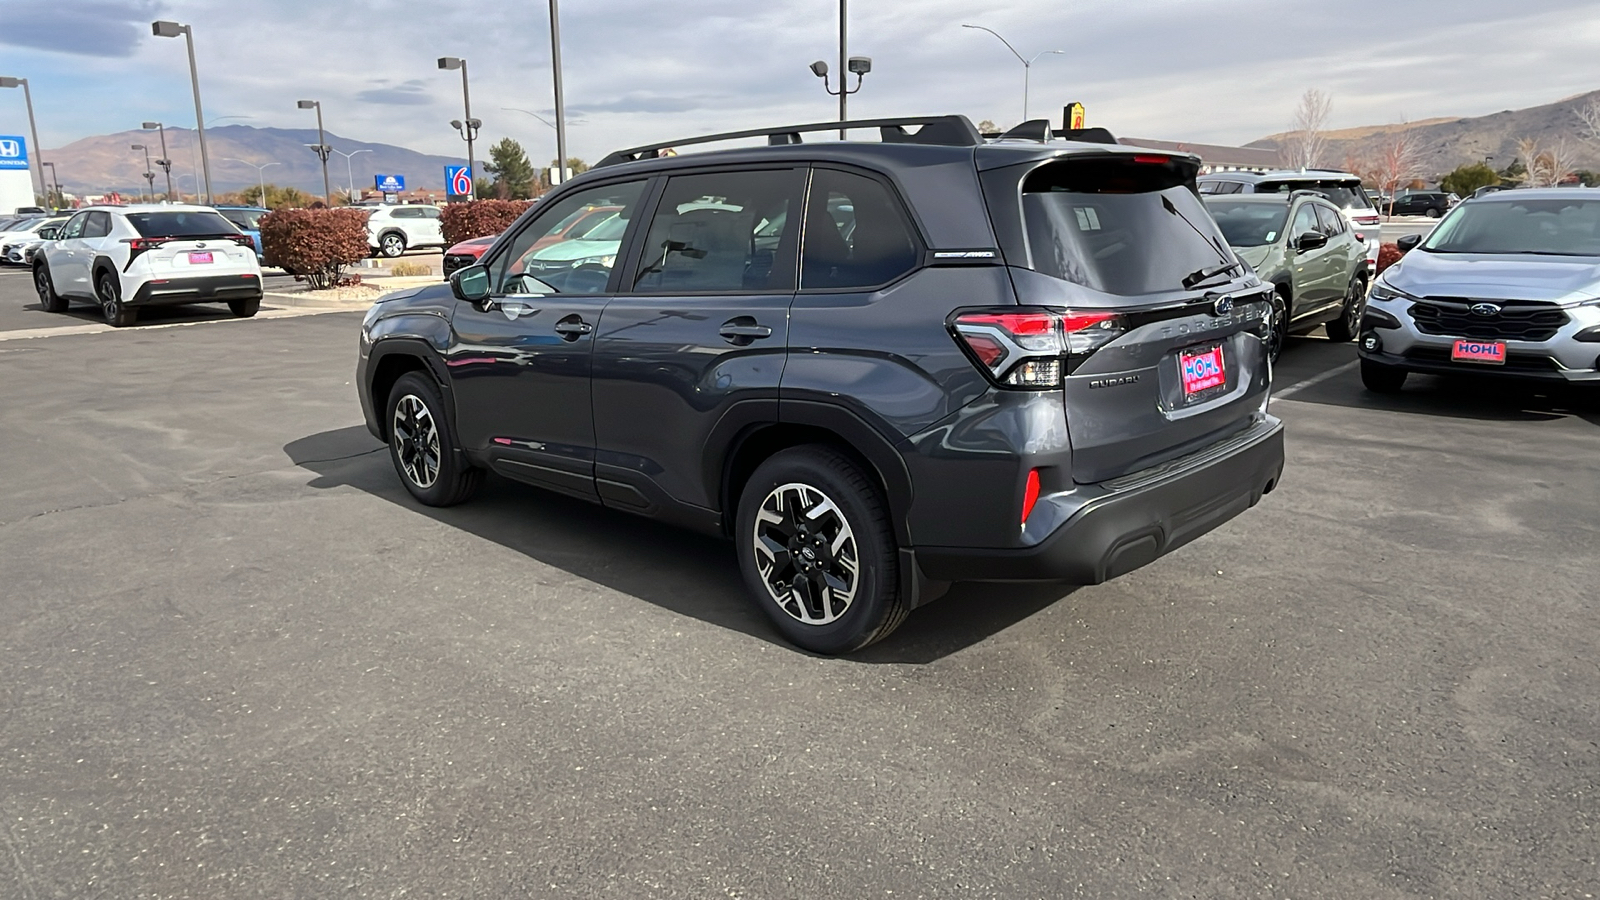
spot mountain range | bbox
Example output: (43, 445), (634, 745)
(43, 125), (468, 197)
(1246, 89), (1600, 176)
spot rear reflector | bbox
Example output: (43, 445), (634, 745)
(1021, 469), (1041, 523)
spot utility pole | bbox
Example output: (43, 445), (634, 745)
(550, 0), (568, 183)
(297, 100), (333, 205)
(152, 21), (214, 203)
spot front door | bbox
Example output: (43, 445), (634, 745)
(590, 167), (806, 519)
(46, 211), (93, 297)
(446, 179), (650, 501)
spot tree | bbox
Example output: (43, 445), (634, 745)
(1439, 162), (1499, 197)
(1515, 137), (1577, 188)
(1372, 129), (1422, 217)
(540, 157), (591, 192)
(1576, 96), (1600, 149)
(977, 119), (999, 135)
(1285, 88), (1332, 169)
(238, 183), (313, 210)
(484, 137), (538, 199)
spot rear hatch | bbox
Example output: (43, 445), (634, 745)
(1258, 177), (1380, 229)
(979, 152), (1273, 484)
(124, 209), (259, 277)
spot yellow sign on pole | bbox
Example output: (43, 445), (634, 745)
(1064, 103), (1086, 130)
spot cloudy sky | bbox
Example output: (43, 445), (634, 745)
(2, 0), (1598, 165)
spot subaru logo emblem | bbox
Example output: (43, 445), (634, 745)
(1469, 302), (1502, 317)
(1211, 296), (1234, 316)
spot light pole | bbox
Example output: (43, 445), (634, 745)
(961, 24), (1063, 124)
(223, 158), (279, 208)
(40, 161), (61, 207)
(547, 1), (569, 185)
(140, 121), (175, 201)
(131, 144), (155, 202)
(437, 57), (478, 196)
(151, 20), (214, 204)
(807, 0), (870, 140)
(0, 76), (45, 201)
(296, 100), (333, 206)
(331, 148), (372, 204)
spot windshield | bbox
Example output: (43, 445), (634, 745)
(1020, 158), (1234, 295)
(1421, 196), (1600, 257)
(126, 210), (239, 237)
(1204, 199), (1289, 248)
(1257, 180), (1370, 211)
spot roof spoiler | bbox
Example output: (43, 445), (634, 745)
(978, 119), (1121, 146)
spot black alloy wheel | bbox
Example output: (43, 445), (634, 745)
(34, 264), (66, 313)
(736, 446), (906, 654)
(97, 272), (136, 327)
(1266, 289), (1289, 364)
(385, 372), (481, 506)
(1324, 274), (1365, 343)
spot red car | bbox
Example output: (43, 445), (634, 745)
(441, 234), (497, 278)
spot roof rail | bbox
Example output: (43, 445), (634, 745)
(594, 115), (984, 168)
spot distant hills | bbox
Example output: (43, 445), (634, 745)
(44, 125), (466, 196)
(1247, 89), (1600, 176)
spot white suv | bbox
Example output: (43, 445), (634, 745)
(33, 205), (263, 327)
(365, 204), (445, 257)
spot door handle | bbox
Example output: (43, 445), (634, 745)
(554, 317), (593, 340)
(719, 318), (773, 345)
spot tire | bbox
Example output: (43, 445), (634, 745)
(34, 263), (67, 313)
(385, 371), (481, 507)
(1324, 273), (1365, 343)
(97, 271), (136, 327)
(1265, 288), (1290, 364)
(1424, 207), (1441, 218)
(1361, 358), (1407, 393)
(735, 445), (907, 654)
(228, 297), (261, 318)
(379, 232), (407, 258)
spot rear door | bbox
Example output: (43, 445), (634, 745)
(589, 166), (805, 515)
(989, 154), (1273, 484)
(415, 206), (444, 246)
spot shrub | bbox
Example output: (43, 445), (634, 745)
(1376, 242), (1402, 275)
(260, 208), (371, 290)
(389, 261), (432, 277)
(441, 199), (535, 247)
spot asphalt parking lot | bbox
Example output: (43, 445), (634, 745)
(1, 265), (1596, 898)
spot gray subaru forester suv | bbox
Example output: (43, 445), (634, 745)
(1359, 189), (1600, 392)
(359, 115), (1285, 653)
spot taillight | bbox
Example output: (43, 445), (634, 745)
(951, 307), (1125, 388)
(228, 234), (255, 251)
(1353, 216), (1380, 225)
(124, 237), (168, 252)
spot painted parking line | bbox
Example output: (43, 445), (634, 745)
(1272, 359), (1360, 400)
(0, 305), (356, 342)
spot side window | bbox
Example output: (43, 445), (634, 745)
(419, 207), (442, 219)
(632, 168), (805, 294)
(82, 212), (112, 239)
(1314, 205), (1344, 235)
(801, 168), (919, 290)
(59, 213), (88, 240)
(390, 208), (418, 219)
(1291, 205), (1320, 238)
(489, 179), (646, 296)
(1198, 181), (1225, 195)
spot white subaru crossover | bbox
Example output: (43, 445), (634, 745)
(33, 205), (263, 327)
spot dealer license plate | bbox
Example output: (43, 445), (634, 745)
(1451, 339), (1505, 365)
(188, 251), (214, 264)
(1179, 343), (1227, 399)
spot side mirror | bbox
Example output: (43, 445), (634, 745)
(449, 264), (492, 302)
(1295, 231), (1328, 252)
(1396, 233), (1422, 254)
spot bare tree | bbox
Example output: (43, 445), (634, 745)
(1575, 96), (1600, 148)
(1285, 88), (1333, 170)
(1522, 137), (1579, 187)
(1514, 137), (1542, 186)
(1373, 129), (1422, 217)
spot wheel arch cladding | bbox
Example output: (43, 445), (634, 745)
(368, 342), (449, 440)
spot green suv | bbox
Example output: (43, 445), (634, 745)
(1205, 193), (1368, 360)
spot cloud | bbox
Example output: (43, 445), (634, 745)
(355, 79), (431, 106)
(0, 0), (162, 58)
(568, 94), (715, 115)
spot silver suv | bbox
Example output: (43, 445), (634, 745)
(1358, 189), (1600, 391)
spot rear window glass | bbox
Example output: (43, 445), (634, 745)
(1020, 158), (1237, 295)
(1204, 199), (1288, 247)
(1257, 180), (1370, 210)
(126, 211), (238, 237)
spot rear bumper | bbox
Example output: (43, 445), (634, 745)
(128, 273), (263, 307)
(915, 414), (1284, 583)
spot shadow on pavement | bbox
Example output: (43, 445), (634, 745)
(1283, 367), (1600, 426)
(17, 298), (261, 327)
(285, 426), (1075, 664)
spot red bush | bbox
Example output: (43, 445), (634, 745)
(441, 199), (535, 247)
(259, 208), (370, 290)
(1375, 242), (1402, 275)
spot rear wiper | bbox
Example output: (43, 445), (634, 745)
(1181, 264), (1238, 290)
(1163, 195), (1241, 285)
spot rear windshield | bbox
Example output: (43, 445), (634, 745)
(1421, 196), (1600, 257)
(126, 210), (239, 238)
(1257, 180), (1370, 211)
(1204, 199), (1289, 247)
(1020, 158), (1237, 295)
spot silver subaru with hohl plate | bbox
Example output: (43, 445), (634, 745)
(1358, 188), (1600, 393)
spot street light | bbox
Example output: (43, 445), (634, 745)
(223, 157), (280, 209)
(39, 161), (61, 207)
(803, 1), (869, 138)
(131, 144), (155, 202)
(296, 100), (333, 206)
(151, 20), (214, 204)
(330, 148), (372, 204)
(547, 1), (570, 186)
(140, 121), (175, 201)
(437, 57), (478, 196)
(0, 76), (45, 201)
(961, 24), (1063, 124)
